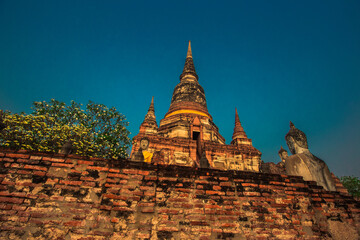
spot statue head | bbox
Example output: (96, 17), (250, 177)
(139, 137), (150, 150)
(59, 140), (73, 155)
(285, 121), (308, 154)
(278, 146), (288, 162)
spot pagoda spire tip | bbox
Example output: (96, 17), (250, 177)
(187, 41), (192, 58)
(180, 41), (198, 81)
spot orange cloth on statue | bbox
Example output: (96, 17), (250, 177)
(142, 151), (153, 163)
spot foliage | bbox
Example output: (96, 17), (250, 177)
(0, 99), (131, 159)
(340, 176), (360, 198)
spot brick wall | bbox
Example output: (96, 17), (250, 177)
(0, 148), (359, 240)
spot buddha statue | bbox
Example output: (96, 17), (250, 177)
(285, 122), (336, 191)
(278, 146), (288, 164)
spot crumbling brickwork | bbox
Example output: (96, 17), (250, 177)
(0, 148), (359, 239)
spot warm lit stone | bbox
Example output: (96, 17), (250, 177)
(130, 42), (261, 171)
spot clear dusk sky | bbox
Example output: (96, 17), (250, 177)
(1, 1), (359, 177)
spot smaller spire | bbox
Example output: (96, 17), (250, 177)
(232, 108), (247, 140)
(149, 96), (155, 113)
(143, 96), (157, 126)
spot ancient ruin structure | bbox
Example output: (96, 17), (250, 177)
(131, 42), (261, 171)
(0, 149), (359, 240)
(284, 121), (337, 191)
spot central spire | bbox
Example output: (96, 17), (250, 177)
(165, 41), (209, 119)
(180, 41), (198, 81)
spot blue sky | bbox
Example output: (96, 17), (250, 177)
(1, 0), (359, 177)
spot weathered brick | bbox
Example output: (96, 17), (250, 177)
(131, 174), (144, 180)
(186, 215), (206, 220)
(33, 171), (46, 176)
(195, 180), (209, 184)
(195, 190), (205, 194)
(1, 180), (16, 185)
(219, 177), (228, 181)
(30, 156), (42, 160)
(10, 192), (27, 198)
(6, 153), (29, 159)
(65, 159), (74, 163)
(46, 178), (59, 184)
(100, 205), (112, 210)
(205, 190), (224, 195)
(213, 185), (222, 190)
(244, 191), (261, 196)
(82, 176), (96, 181)
(112, 207), (133, 212)
(10, 163), (20, 168)
(12, 205), (27, 211)
(24, 165), (47, 171)
(141, 207), (155, 213)
(123, 169), (139, 175)
(103, 193), (127, 200)
(205, 204), (222, 209)
(168, 198), (188, 202)
(158, 209), (179, 214)
(78, 160), (94, 165)
(181, 203), (193, 209)
(83, 181), (96, 187)
(111, 217), (120, 223)
(220, 223), (237, 228)
(87, 166), (108, 171)
(52, 162), (73, 168)
(18, 158), (38, 164)
(139, 186), (153, 191)
(42, 157), (65, 162)
(138, 202), (155, 207)
(1, 158), (14, 162)
(176, 188), (191, 193)
(0, 203), (12, 210)
(242, 183), (259, 187)
(63, 220), (84, 227)
(60, 180), (83, 185)
(144, 191), (155, 196)
(138, 170), (150, 175)
(16, 170), (32, 176)
(145, 176), (157, 181)
(159, 177), (177, 182)
(190, 221), (210, 226)
(108, 173), (130, 179)
(0, 196), (24, 204)
(137, 233), (151, 239)
(157, 227), (178, 232)
(70, 169), (83, 174)
(104, 183), (122, 188)
(220, 182), (232, 187)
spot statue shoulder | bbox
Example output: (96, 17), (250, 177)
(285, 154), (303, 164)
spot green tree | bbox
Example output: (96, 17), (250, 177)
(340, 176), (360, 198)
(0, 99), (131, 159)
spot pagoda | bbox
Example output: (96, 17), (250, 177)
(130, 42), (261, 171)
